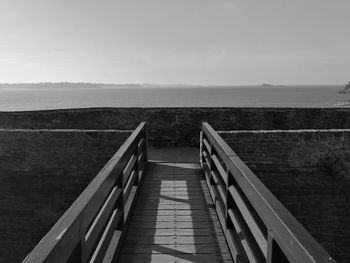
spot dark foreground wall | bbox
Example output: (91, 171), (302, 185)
(1, 107), (350, 262)
(0, 130), (130, 262)
(220, 130), (350, 262)
(1, 107), (350, 146)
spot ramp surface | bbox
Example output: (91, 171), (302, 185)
(119, 162), (232, 263)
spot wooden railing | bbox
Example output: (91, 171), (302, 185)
(23, 122), (148, 263)
(200, 122), (336, 263)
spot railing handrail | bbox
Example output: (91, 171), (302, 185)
(201, 122), (336, 263)
(23, 122), (148, 263)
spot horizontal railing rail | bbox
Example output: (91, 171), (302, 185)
(200, 122), (336, 263)
(23, 122), (148, 263)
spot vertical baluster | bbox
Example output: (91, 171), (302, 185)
(200, 131), (203, 165)
(267, 230), (274, 263)
(67, 239), (85, 263)
(143, 126), (148, 166)
(209, 142), (215, 185)
(116, 169), (124, 231)
(81, 238), (87, 263)
(138, 129), (147, 182)
(225, 169), (234, 230)
(267, 230), (289, 263)
(134, 143), (140, 187)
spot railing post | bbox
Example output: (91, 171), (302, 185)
(225, 169), (233, 230)
(137, 125), (147, 183)
(116, 169), (124, 231)
(67, 239), (85, 263)
(208, 142), (215, 186)
(144, 124), (148, 165)
(200, 131), (203, 165)
(267, 230), (289, 263)
(267, 230), (274, 263)
(81, 238), (87, 263)
(134, 144), (140, 187)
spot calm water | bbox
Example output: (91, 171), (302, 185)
(0, 85), (348, 111)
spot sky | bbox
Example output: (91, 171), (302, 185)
(0, 0), (349, 85)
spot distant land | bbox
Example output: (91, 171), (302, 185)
(0, 82), (137, 89)
(0, 82), (215, 90)
(338, 82), (350, 94)
(260, 83), (287, 87)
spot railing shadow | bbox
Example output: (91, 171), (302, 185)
(120, 162), (230, 262)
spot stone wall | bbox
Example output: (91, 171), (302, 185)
(1, 107), (350, 262)
(1, 107), (350, 146)
(0, 130), (130, 262)
(220, 130), (350, 262)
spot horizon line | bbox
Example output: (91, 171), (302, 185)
(0, 82), (346, 87)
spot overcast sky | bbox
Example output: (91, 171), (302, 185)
(0, 0), (349, 85)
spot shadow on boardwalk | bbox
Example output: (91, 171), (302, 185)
(118, 162), (232, 263)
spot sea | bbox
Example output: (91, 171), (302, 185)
(0, 85), (348, 111)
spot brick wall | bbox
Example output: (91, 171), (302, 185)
(220, 130), (350, 262)
(0, 130), (130, 262)
(1, 107), (350, 146)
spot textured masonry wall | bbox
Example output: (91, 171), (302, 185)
(220, 130), (350, 263)
(0, 130), (130, 263)
(1, 108), (350, 262)
(1, 107), (350, 146)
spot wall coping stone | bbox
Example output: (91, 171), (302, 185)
(0, 129), (132, 133)
(1, 106), (350, 113)
(218, 129), (350, 134)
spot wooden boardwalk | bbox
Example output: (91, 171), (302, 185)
(23, 123), (336, 263)
(119, 162), (232, 263)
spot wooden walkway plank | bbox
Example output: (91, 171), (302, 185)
(131, 215), (211, 222)
(126, 228), (222, 236)
(123, 236), (227, 245)
(118, 162), (232, 263)
(118, 253), (232, 263)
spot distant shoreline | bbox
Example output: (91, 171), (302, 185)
(0, 84), (348, 111)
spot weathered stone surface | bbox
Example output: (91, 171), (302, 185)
(220, 130), (350, 263)
(1, 107), (350, 146)
(1, 107), (350, 262)
(0, 130), (130, 262)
